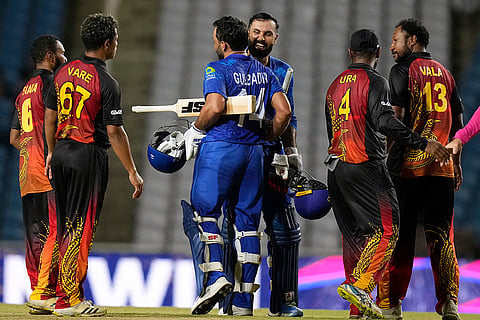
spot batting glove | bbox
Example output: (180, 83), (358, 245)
(184, 122), (206, 161)
(285, 147), (303, 171)
(267, 153), (289, 193)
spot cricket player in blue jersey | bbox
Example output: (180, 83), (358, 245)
(249, 12), (303, 317)
(218, 12), (304, 317)
(183, 16), (291, 316)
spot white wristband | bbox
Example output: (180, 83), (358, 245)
(284, 147), (298, 155)
(191, 122), (205, 134)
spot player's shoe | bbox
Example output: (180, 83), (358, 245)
(441, 295), (461, 320)
(53, 300), (106, 317)
(268, 302), (304, 317)
(381, 300), (403, 319)
(232, 305), (253, 316)
(28, 307), (53, 315)
(337, 284), (384, 319)
(217, 305), (253, 316)
(26, 297), (58, 313)
(349, 303), (367, 319)
(191, 276), (233, 315)
(349, 315), (367, 319)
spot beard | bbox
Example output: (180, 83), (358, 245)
(393, 45), (412, 63)
(53, 57), (62, 71)
(215, 46), (224, 60)
(248, 39), (273, 59)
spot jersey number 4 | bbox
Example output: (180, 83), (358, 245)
(59, 82), (92, 118)
(338, 87), (351, 120)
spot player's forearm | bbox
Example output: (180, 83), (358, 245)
(9, 129), (21, 150)
(107, 125), (138, 175)
(379, 113), (427, 150)
(270, 92), (292, 140)
(44, 108), (58, 154)
(195, 93), (225, 130)
(392, 105), (404, 121)
(281, 126), (297, 148)
(195, 108), (221, 131)
(272, 112), (291, 140)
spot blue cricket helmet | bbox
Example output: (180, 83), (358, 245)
(147, 119), (191, 173)
(290, 170), (331, 220)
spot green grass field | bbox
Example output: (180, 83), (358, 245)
(0, 304), (478, 320)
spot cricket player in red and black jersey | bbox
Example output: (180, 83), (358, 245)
(10, 35), (66, 315)
(377, 18), (464, 320)
(44, 13), (143, 317)
(325, 29), (450, 319)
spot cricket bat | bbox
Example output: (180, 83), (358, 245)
(131, 95), (256, 116)
(283, 67), (293, 92)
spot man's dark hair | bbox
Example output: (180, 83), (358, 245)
(212, 16), (248, 51)
(248, 12), (279, 31)
(31, 34), (60, 65)
(396, 18), (429, 48)
(80, 13), (118, 51)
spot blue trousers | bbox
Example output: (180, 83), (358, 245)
(190, 141), (264, 295)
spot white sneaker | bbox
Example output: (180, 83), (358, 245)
(28, 307), (52, 315)
(381, 301), (402, 319)
(53, 300), (106, 317)
(442, 296), (461, 320)
(191, 276), (233, 315)
(349, 315), (367, 319)
(232, 305), (253, 316)
(337, 284), (384, 319)
(26, 297), (58, 312)
(217, 304), (252, 316)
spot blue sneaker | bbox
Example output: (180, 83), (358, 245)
(268, 303), (304, 317)
(337, 284), (384, 319)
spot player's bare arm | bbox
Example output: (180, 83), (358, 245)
(106, 124), (144, 199)
(446, 138), (463, 155)
(194, 92), (226, 131)
(390, 103), (450, 164)
(9, 129), (21, 150)
(281, 126), (303, 171)
(424, 139), (450, 164)
(183, 93), (226, 161)
(269, 92), (291, 141)
(44, 107), (58, 179)
(449, 113), (464, 191)
(391, 105), (404, 121)
(280, 126), (296, 148)
(387, 106), (404, 150)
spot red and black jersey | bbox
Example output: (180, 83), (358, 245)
(45, 54), (123, 149)
(11, 69), (53, 196)
(325, 63), (427, 164)
(387, 52), (464, 178)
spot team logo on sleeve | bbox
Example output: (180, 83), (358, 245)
(205, 66), (216, 81)
(205, 66), (215, 74)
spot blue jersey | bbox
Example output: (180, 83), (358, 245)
(267, 56), (297, 130)
(203, 54), (283, 144)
